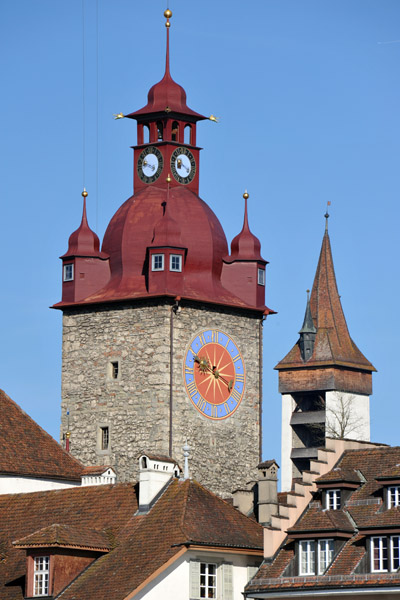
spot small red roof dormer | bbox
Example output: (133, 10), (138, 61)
(227, 192), (266, 263)
(60, 190), (110, 304)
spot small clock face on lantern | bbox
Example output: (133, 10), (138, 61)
(137, 146), (164, 184)
(183, 329), (245, 420)
(170, 146), (196, 184)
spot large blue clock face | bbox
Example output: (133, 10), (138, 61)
(183, 329), (246, 420)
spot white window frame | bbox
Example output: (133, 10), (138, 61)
(371, 535), (400, 573)
(299, 540), (315, 575)
(257, 267), (265, 286)
(63, 263), (74, 282)
(371, 536), (388, 572)
(326, 489), (341, 510)
(299, 539), (334, 575)
(170, 253), (182, 272)
(33, 556), (50, 596)
(200, 562), (217, 599)
(388, 486), (400, 508)
(151, 253), (164, 271)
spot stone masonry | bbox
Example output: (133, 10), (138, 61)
(60, 299), (263, 498)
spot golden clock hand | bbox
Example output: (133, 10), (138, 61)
(194, 355), (233, 391)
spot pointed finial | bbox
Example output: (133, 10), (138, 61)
(82, 188), (88, 198)
(306, 289), (310, 301)
(164, 8), (172, 27)
(325, 201), (331, 231)
(166, 173), (172, 183)
(209, 115), (220, 123)
(182, 441), (190, 480)
(113, 113), (124, 120)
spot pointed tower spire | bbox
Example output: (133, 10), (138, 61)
(276, 214), (376, 492)
(298, 289), (317, 361)
(228, 191), (265, 262)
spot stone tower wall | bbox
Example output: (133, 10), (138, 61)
(60, 299), (262, 497)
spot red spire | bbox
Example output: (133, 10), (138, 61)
(61, 192), (107, 259)
(126, 10), (206, 121)
(227, 193), (266, 262)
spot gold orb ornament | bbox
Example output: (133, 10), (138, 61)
(82, 188), (88, 198)
(164, 9), (172, 18)
(243, 190), (249, 200)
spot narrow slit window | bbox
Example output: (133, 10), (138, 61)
(111, 361), (119, 379)
(101, 426), (109, 450)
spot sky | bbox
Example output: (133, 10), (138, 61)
(0, 1), (399, 476)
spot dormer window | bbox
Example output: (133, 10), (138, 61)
(152, 254), (164, 271)
(371, 536), (400, 572)
(34, 556), (50, 596)
(326, 489), (341, 510)
(170, 254), (182, 272)
(299, 539), (334, 575)
(63, 263), (74, 282)
(388, 486), (400, 508)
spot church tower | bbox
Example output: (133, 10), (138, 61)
(276, 213), (375, 492)
(53, 10), (273, 498)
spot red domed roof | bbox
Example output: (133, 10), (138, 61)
(79, 186), (251, 308)
(61, 197), (108, 259)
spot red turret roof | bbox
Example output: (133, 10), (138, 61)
(225, 196), (266, 263)
(61, 197), (108, 260)
(126, 21), (206, 122)
(276, 222), (375, 372)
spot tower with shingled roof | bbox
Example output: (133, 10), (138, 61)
(276, 213), (376, 492)
(53, 10), (273, 498)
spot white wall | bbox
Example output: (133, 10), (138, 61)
(133, 549), (261, 600)
(325, 391), (370, 441)
(0, 475), (80, 495)
(281, 393), (295, 492)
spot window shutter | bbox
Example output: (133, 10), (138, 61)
(220, 563), (233, 600)
(189, 560), (201, 600)
(247, 565), (259, 582)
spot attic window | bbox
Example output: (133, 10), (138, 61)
(152, 254), (164, 271)
(63, 263), (74, 282)
(388, 486), (400, 508)
(299, 539), (334, 575)
(170, 254), (182, 272)
(371, 535), (400, 572)
(326, 489), (341, 510)
(34, 556), (50, 596)
(257, 268), (265, 286)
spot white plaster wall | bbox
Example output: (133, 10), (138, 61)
(0, 476), (80, 495)
(281, 394), (295, 492)
(133, 549), (261, 600)
(325, 391), (370, 441)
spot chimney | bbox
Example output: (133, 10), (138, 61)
(138, 454), (179, 512)
(257, 460), (279, 526)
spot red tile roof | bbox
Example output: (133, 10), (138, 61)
(246, 446), (400, 597)
(1, 478), (262, 599)
(275, 229), (375, 373)
(0, 389), (83, 481)
(13, 523), (111, 552)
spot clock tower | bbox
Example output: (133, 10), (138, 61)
(54, 10), (273, 498)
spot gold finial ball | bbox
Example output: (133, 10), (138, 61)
(243, 190), (249, 200)
(82, 188), (88, 198)
(164, 9), (172, 18)
(166, 174), (172, 183)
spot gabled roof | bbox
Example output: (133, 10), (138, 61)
(1, 478), (262, 600)
(275, 226), (375, 373)
(13, 523), (111, 552)
(0, 389), (83, 482)
(246, 446), (400, 597)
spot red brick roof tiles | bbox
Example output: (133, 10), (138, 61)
(275, 230), (375, 373)
(246, 446), (400, 596)
(0, 389), (83, 481)
(1, 478), (262, 600)
(13, 523), (111, 551)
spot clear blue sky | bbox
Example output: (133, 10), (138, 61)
(0, 1), (399, 473)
